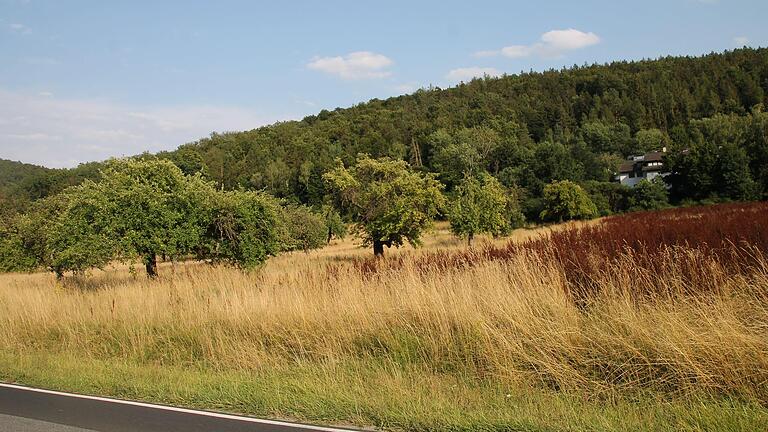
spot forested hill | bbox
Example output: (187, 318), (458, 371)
(4, 47), (768, 219)
(0, 159), (51, 189)
(0, 159), (54, 218)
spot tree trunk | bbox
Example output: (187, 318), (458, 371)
(467, 232), (474, 247)
(373, 239), (385, 257)
(145, 254), (158, 278)
(327, 227), (333, 244)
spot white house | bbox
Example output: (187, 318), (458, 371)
(615, 150), (668, 187)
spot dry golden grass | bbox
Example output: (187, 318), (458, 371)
(1, 221), (766, 409)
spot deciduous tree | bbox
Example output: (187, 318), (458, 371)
(323, 155), (445, 256)
(540, 180), (598, 222)
(449, 173), (521, 246)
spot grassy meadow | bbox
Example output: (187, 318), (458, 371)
(1, 204), (767, 431)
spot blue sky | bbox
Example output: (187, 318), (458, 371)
(1, 0), (766, 168)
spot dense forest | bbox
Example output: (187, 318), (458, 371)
(2, 47), (767, 222)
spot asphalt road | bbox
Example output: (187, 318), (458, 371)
(0, 383), (360, 432)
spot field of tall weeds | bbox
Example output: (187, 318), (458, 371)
(0, 202), (767, 429)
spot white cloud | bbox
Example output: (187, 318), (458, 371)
(446, 67), (501, 82)
(734, 36), (750, 46)
(0, 89), (287, 168)
(307, 51), (393, 80)
(500, 45), (532, 58)
(9, 23), (31, 34)
(475, 28), (600, 59)
(540, 29), (600, 52)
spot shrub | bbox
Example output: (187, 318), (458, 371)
(630, 178), (670, 211)
(540, 180), (598, 222)
(280, 205), (327, 253)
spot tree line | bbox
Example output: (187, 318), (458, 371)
(1, 154), (608, 276)
(2, 48), (766, 224)
(1, 47), (767, 275)
(0, 159), (346, 276)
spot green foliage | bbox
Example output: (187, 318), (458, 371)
(321, 205), (347, 243)
(449, 173), (522, 244)
(745, 110), (768, 198)
(0, 198), (55, 273)
(582, 181), (632, 216)
(0, 225), (36, 272)
(202, 190), (282, 269)
(635, 129), (670, 153)
(0, 159), (288, 276)
(630, 178), (670, 211)
(580, 122), (632, 155)
(323, 154), (445, 255)
(1, 48), (767, 224)
(430, 127), (500, 188)
(666, 112), (764, 202)
(94, 159), (213, 274)
(159, 145), (209, 176)
(47, 186), (116, 276)
(540, 180), (598, 222)
(280, 205), (327, 253)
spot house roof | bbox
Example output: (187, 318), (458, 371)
(644, 151), (664, 162)
(618, 161), (634, 173)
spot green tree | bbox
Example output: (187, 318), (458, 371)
(40, 182), (120, 278)
(323, 154), (445, 256)
(715, 143), (757, 200)
(582, 180), (632, 216)
(745, 110), (768, 198)
(49, 159), (214, 278)
(430, 127), (500, 188)
(630, 178), (670, 211)
(540, 180), (598, 222)
(321, 204), (347, 244)
(0, 222), (36, 273)
(202, 190), (283, 268)
(449, 173), (520, 246)
(280, 204), (327, 253)
(0, 194), (69, 274)
(161, 145), (209, 176)
(635, 129), (670, 153)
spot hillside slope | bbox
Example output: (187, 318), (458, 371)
(0, 159), (51, 190)
(1, 47), (767, 218)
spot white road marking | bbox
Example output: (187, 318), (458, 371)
(0, 383), (356, 432)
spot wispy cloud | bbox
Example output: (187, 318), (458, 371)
(307, 51), (393, 80)
(475, 28), (600, 59)
(446, 67), (501, 82)
(733, 36), (750, 46)
(0, 89), (287, 168)
(8, 22), (31, 34)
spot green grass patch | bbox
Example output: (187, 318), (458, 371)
(0, 350), (765, 431)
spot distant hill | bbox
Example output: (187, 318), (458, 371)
(0, 159), (51, 189)
(1, 47), (767, 219)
